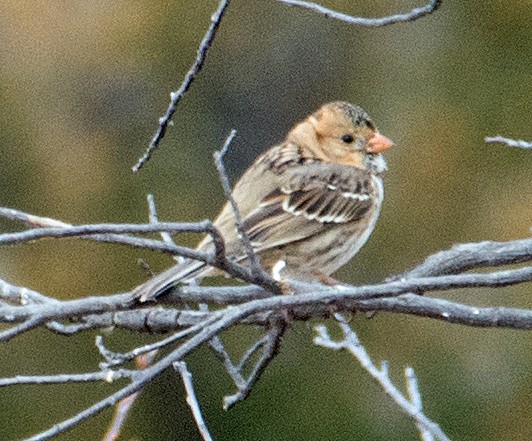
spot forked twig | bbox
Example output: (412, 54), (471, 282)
(102, 351), (158, 441)
(405, 367), (435, 441)
(222, 323), (286, 410)
(314, 314), (451, 441)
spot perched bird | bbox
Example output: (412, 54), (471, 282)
(134, 102), (393, 302)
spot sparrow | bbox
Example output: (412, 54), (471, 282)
(134, 102), (393, 302)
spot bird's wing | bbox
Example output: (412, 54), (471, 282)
(240, 162), (376, 252)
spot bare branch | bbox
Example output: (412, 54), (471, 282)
(213, 130), (254, 263)
(21, 296), (288, 440)
(102, 351), (157, 441)
(485, 136), (532, 150)
(3, 288), (526, 335)
(0, 277), (59, 305)
(405, 367), (435, 441)
(315, 315), (450, 441)
(358, 294), (532, 330)
(222, 323), (285, 409)
(2, 262), (532, 340)
(1, 213), (531, 438)
(209, 336), (248, 389)
(0, 219), (217, 245)
(0, 206), (72, 228)
(213, 130), (275, 286)
(276, 0), (442, 27)
(0, 369), (132, 387)
(0, 207), (217, 261)
(209, 323), (285, 411)
(20, 304), (247, 441)
(92, 293), (532, 332)
(4, 267), (532, 325)
(133, 0), (231, 172)
(398, 238), (532, 278)
(236, 335), (271, 372)
(147, 194), (180, 252)
(6, 257), (532, 439)
(97, 313), (220, 369)
(101, 394), (137, 441)
(0, 208), (276, 291)
(174, 361), (214, 441)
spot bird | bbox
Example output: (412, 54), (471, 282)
(134, 101), (393, 302)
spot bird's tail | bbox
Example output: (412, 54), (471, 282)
(132, 259), (209, 302)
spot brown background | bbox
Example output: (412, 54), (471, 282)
(0, 1), (531, 440)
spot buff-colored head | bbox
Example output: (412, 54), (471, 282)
(286, 102), (393, 172)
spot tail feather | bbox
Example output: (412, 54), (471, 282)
(133, 259), (209, 302)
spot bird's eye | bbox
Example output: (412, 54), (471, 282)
(341, 134), (354, 144)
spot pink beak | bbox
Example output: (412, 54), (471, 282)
(367, 132), (394, 153)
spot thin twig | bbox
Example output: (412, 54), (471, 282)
(213, 130), (260, 269)
(236, 334), (270, 372)
(315, 315), (450, 441)
(174, 361), (214, 441)
(0, 211), (269, 289)
(0, 207), (218, 261)
(98, 314), (221, 369)
(209, 331), (283, 407)
(0, 279), (68, 339)
(209, 336), (246, 389)
(485, 136), (532, 150)
(406, 367), (435, 441)
(213, 130), (277, 289)
(45, 321), (95, 335)
(0, 206), (72, 228)
(147, 194), (180, 252)
(0, 207), (206, 258)
(101, 394), (136, 441)
(223, 323), (285, 409)
(0, 369), (132, 387)
(276, 0), (443, 27)
(0, 317), (46, 341)
(133, 0), (231, 172)
(0, 220), (219, 245)
(102, 352), (158, 441)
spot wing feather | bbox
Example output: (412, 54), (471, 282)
(239, 163), (376, 251)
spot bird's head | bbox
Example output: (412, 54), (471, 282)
(286, 101), (393, 173)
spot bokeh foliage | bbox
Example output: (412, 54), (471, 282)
(0, 1), (531, 440)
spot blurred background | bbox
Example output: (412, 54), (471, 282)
(0, 0), (531, 439)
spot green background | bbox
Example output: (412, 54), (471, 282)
(0, 0), (531, 440)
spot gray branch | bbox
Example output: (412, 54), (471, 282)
(174, 361), (214, 441)
(133, 0), (231, 171)
(0, 369), (133, 387)
(5, 232), (530, 439)
(276, 0), (442, 27)
(485, 136), (532, 150)
(3, 216), (531, 441)
(315, 315), (450, 441)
